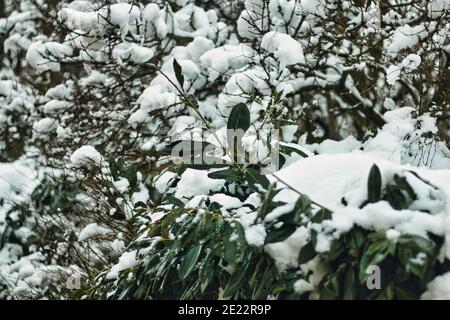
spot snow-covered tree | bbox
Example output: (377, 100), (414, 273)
(0, 0), (449, 299)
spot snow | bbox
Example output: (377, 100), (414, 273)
(113, 43), (154, 64)
(114, 178), (130, 193)
(387, 24), (426, 54)
(402, 54), (421, 70)
(386, 65), (402, 85)
(143, 4), (160, 22)
(70, 145), (103, 166)
(0, 161), (35, 202)
(209, 194), (242, 209)
(26, 41), (73, 73)
(43, 100), (71, 114)
(269, 152), (450, 255)
(265, 226), (309, 271)
(78, 223), (113, 241)
(3, 0), (450, 300)
(200, 44), (254, 81)
(106, 250), (138, 279)
(108, 4), (140, 27)
(385, 229), (401, 242)
(244, 224), (267, 247)
(422, 272), (450, 300)
(154, 171), (177, 194)
(58, 8), (98, 32)
(269, 153), (391, 209)
(33, 117), (57, 133)
(261, 31), (305, 68)
(175, 169), (225, 198)
(294, 279), (314, 295)
(427, 0), (450, 18)
(313, 136), (361, 155)
(131, 184), (150, 205)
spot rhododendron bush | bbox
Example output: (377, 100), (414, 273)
(0, 0), (449, 300)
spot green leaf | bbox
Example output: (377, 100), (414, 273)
(208, 168), (240, 182)
(395, 286), (418, 300)
(222, 224), (246, 265)
(279, 144), (309, 158)
(319, 273), (340, 299)
(199, 257), (214, 293)
(345, 227), (366, 253)
(251, 266), (273, 300)
(167, 140), (216, 156)
(367, 164), (382, 203)
(311, 208), (332, 223)
(376, 283), (395, 300)
(265, 225), (297, 244)
(173, 59), (184, 89)
(397, 234), (435, 279)
(179, 244), (202, 280)
(343, 266), (357, 300)
(223, 262), (249, 298)
(384, 185), (407, 210)
(394, 174), (417, 201)
(165, 195), (184, 208)
(298, 240), (316, 265)
(227, 103), (250, 133)
(359, 239), (392, 282)
(183, 160), (229, 170)
(244, 167), (270, 188)
(322, 238), (346, 261)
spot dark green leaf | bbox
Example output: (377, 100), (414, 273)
(298, 240), (316, 265)
(222, 223), (247, 265)
(223, 262), (249, 298)
(376, 283), (395, 300)
(265, 225), (297, 243)
(165, 195), (185, 208)
(311, 208), (332, 223)
(359, 239), (392, 282)
(227, 103), (250, 133)
(280, 144), (309, 158)
(179, 244), (202, 280)
(208, 168), (240, 182)
(345, 227), (366, 253)
(199, 258), (214, 293)
(343, 266), (356, 300)
(384, 185), (407, 210)
(173, 58), (184, 89)
(367, 164), (382, 203)
(244, 167), (270, 188)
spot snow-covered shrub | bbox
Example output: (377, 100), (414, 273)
(85, 150), (450, 299)
(0, 0), (449, 300)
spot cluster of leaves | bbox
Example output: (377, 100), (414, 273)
(86, 207), (279, 299)
(281, 165), (447, 299)
(83, 162), (449, 300)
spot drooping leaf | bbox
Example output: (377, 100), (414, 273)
(179, 244), (202, 280)
(343, 266), (357, 300)
(244, 167), (270, 188)
(345, 227), (367, 253)
(279, 144), (309, 158)
(165, 195), (185, 208)
(311, 208), (332, 223)
(265, 225), (297, 243)
(208, 168), (241, 182)
(173, 58), (184, 89)
(359, 238), (392, 282)
(223, 262), (249, 298)
(298, 240), (316, 265)
(199, 257), (214, 293)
